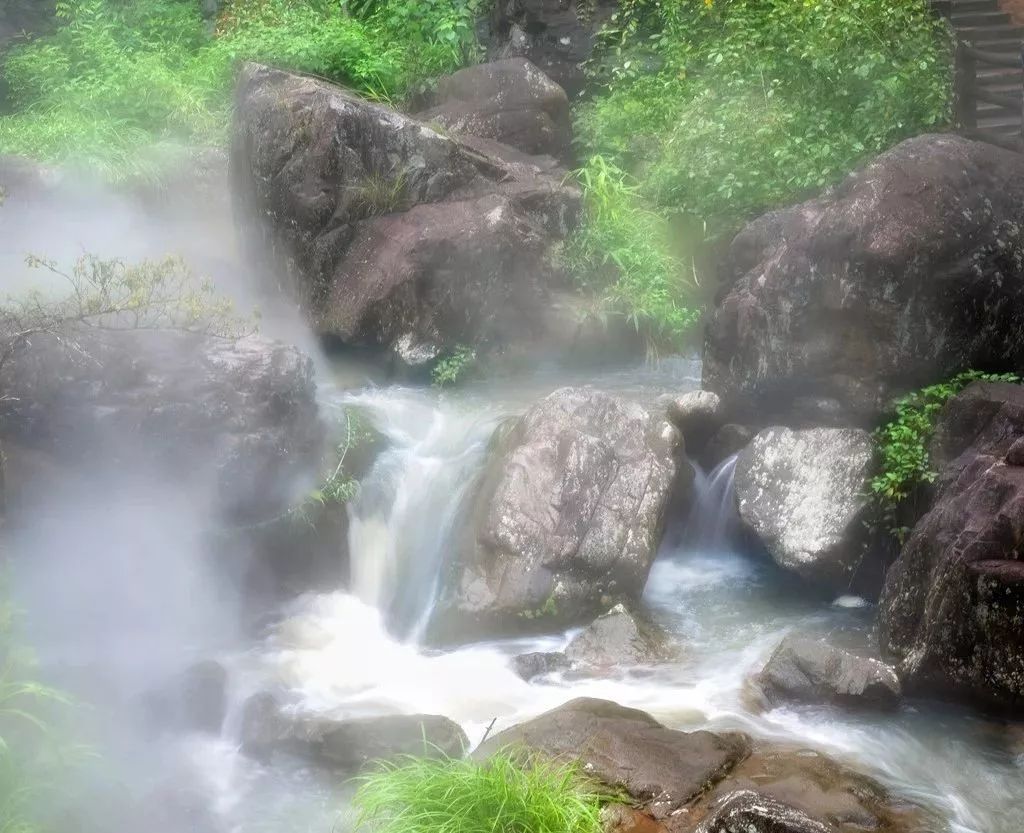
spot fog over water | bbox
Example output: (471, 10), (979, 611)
(1, 178), (1021, 833)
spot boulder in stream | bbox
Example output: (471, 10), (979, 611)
(879, 381), (1024, 709)
(734, 426), (884, 596)
(704, 134), (1024, 427)
(232, 63), (581, 367)
(415, 58), (571, 158)
(436, 387), (682, 636)
(755, 635), (902, 711)
(564, 604), (674, 668)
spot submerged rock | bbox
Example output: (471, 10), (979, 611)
(232, 63), (580, 366)
(880, 382), (1024, 709)
(704, 134), (1024, 426)
(564, 604), (674, 667)
(475, 698), (750, 819)
(755, 635), (902, 710)
(734, 427), (883, 596)
(436, 387), (682, 636)
(239, 693), (468, 768)
(416, 58), (571, 158)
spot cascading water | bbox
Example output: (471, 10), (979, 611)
(681, 454), (738, 551)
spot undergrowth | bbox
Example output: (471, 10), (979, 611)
(870, 370), (1020, 540)
(0, 0), (481, 182)
(353, 751), (614, 833)
(577, 0), (951, 227)
(431, 346), (477, 388)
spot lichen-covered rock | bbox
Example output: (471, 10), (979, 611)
(239, 692), (468, 768)
(879, 382), (1024, 708)
(474, 698), (750, 819)
(564, 604), (674, 667)
(695, 790), (831, 833)
(734, 427), (882, 595)
(416, 59), (571, 158)
(755, 635), (902, 710)
(704, 135), (1024, 426)
(232, 63), (580, 365)
(486, 0), (619, 98)
(436, 387), (682, 635)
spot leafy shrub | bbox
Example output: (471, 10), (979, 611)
(577, 0), (951, 226)
(353, 751), (613, 833)
(432, 345), (477, 387)
(566, 155), (701, 347)
(0, 0), (481, 181)
(870, 370), (1020, 539)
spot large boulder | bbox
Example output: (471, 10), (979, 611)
(435, 387), (682, 635)
(704, 135), (1024, 427)
(734, 427), (883, 596)
(239, 693), (468, 769)
(474, 698), (751, 819)
(232, 63), (581, 366)
(416, 59), (571, 158)
(755, 635), (902, 711)
(0, 329), (322, 522)
(879, 382), (1024, 709)
(486, 0), (619, 99)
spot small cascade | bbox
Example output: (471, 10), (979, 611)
(683, 454), (739, 552)
(343, 389), (502, 642)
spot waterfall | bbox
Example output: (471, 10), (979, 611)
(343, 389), (501, 642)
(683, 454), (739, 552)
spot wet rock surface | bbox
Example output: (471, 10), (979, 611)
(880, 382), (1024, 709)
(704, 134), (1024, 427)
(143, 660), (228, 735)
(438, 387), (682, 635)
(232, 63), (580, 365)
(416, 58), (571, 158)
(240, 692), (468, 769)
(511, 651), (572, 680)
(564, 604), (674, 667)
(475, 698), (751, 819)
(755, 635), (902, 710)
(734, 427), (882, 596)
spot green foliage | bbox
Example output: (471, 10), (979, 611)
(870, 370), (1020, 538)
(432, 346), (477, 388)
(0, 0), (481, 182)
(577, 0), (951, 226)
(567, 155), (700, 347)
(353, 751), (614, 833)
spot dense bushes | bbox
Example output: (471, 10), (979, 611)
(0, 0), (480, 181)
(577, 0), (951, 224)
(353, 752), (613, 833)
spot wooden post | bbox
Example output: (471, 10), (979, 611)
(955, 42), (978, 130)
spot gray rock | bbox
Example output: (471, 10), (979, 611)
(511, 651), (571, 681)
(437, 387), (682, 635)
(144, 660), (228, 735)
(0, 329), (322, 523)
(756, 635), (902, 710)
(565, 604), (673, 667)
(416, 59), (571, 158)
(704, 134), (1024, 427)
(474, 698), (750, 819)
(486, 0), (619, 98)
(735, 427), (881, 596)
(239, 693), (468, 769)
(879, 382), (1024, 708)
(695, 790), (831, 833)
(700, 423), (753, 471)
(232, 63), (581, 364)
(665, 390), (725, 454)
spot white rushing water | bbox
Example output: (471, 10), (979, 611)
(200, 364), (1023, 833)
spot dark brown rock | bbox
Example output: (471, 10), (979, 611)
(232, 63), (580, 365)
(704, 135), (1024, 427)
(436, 388), (682, 636)
(474, 698), (750, 819)
(879, 382), (1024, 708)
(755, 635), (902, 710)
(416, 59), (571, 158)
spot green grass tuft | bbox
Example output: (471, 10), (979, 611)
(352, 751), (614, 833)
